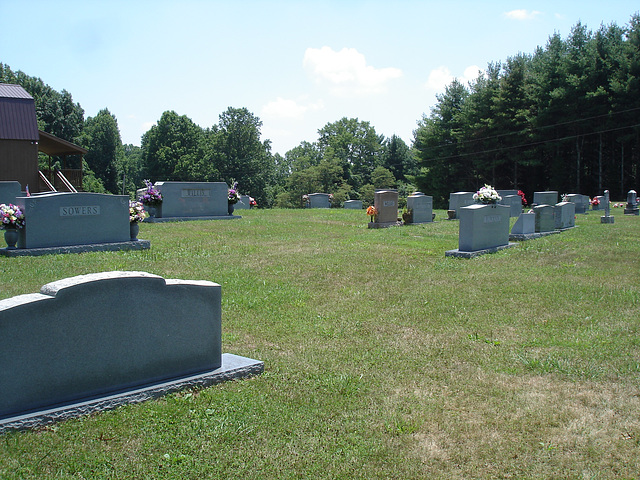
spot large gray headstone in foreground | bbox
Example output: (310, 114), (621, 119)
(15, 192), (129, 248)
(0, 272), (226, 426)
(0, 181), (21, 206)
(0, 273), (264, 432)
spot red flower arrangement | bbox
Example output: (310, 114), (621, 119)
(517, 190), (527, 205)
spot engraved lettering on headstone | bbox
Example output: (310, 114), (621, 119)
(181, 189), (210, 197)
(483, 215), (501, 224)
(59, 206), (101, 216)
(383, 201), (395, 207)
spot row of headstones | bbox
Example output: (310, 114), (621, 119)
(367, 190), (434, 227)
(309, 191), (435, 225)
(0, 181), (244, 251)
(449, 189), (640, 218)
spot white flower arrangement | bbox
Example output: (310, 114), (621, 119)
(129, 200), (148, 223)
(473, 184), (502, 205)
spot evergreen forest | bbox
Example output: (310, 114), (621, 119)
(1, 13), (639, 208)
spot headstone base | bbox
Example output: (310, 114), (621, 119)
(509, 231), (561, 241)
(145, 215), (241, 223)
(600, 215), (615, 224)
(445, 242), (517, 258)
(368, 221), (400, 229)
(0, 353), (263, 433)
(0, 239), (150, 257)
(623, 208), (639, 215)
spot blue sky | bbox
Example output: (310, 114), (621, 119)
(1, 1), (638, 156)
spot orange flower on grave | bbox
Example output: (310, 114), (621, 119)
(366, 205), (378, 221)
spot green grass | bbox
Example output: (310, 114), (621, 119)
(1, 208), (639, 479)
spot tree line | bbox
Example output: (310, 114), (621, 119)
(2, 13), (639, 207)
(1, 62), (416, 207)
(414, 14), (640, 207)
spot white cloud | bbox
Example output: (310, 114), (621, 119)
(424, 65), (481, 92)
(303, 46), (402, 96)
(504, 9), (542, 20)
(261, 97), (324, 119)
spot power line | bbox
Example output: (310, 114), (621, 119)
(423, 122), (640, 161)
(420, 106), (640, 150)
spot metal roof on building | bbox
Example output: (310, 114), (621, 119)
(0, 83), (39, 141)
(0, 83), (34, 99)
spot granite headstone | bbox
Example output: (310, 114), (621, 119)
(406, 192), (433, 223)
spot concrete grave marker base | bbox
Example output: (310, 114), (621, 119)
(445, 242), (517, 258)
(368, 221), (401, 229)
(509, 230), (561, 241)
(144, 215), (241, 223)
(0, 354), (263, 433)
(601, 216), (615, 224)
(0, 239), (150, 257)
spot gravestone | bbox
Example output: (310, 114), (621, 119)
(510, 212), (536, 240)
(149, 182), (229, 217)
(502, 194), (523, 217)
(343, 200), (363, 209)
(554, 201), (576, 229)
(406, 192), (433, 223)
(455, 204), (511, 253)
(497, 189), (518, 199)
(0, 271), (263, 432)
(591, 195), (605, 211)
(371, 190), (398, 228)
(534, 205), (555, 232)
(601, 190), (615, 223)
(533, 191), (558, 206)
(14, 192), (130, 249)
(565, 194), (590, 214)
(308, 193), (331, 208)
(0, 181), (21, 205)
(235, 195), (251, 210)
(448, 192), (475, 219)
(624, 190), (639, 215)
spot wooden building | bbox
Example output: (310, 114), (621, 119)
(0, 83), (86, 192)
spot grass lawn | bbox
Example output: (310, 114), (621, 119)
(1, 208), (639, 479)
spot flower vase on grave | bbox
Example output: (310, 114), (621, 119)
(228, 203), (235, 215)
(130, 222), (140, 241)
(4, 228), (19, 249)
(146, 203), (162, 219)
